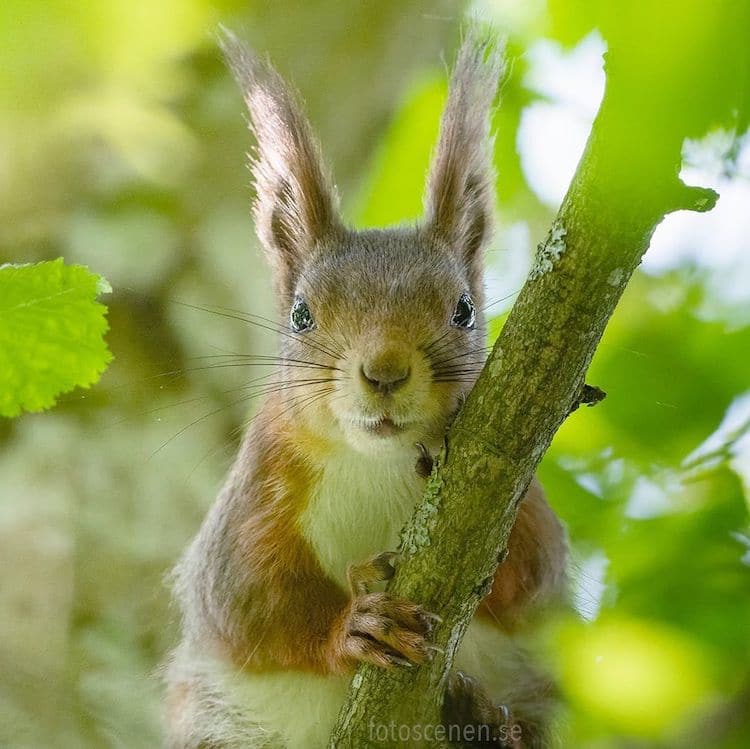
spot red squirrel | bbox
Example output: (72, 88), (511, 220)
(165, 28), (567, 749)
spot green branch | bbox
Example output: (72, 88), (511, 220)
(327, 42), (721, 749)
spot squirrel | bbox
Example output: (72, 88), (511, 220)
(164, 28), (567, 749)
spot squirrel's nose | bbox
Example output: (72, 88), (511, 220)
(360, 361), (411, 395)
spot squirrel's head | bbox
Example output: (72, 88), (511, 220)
(221, 29), (502, 455)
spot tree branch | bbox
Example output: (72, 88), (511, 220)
(328, 36), (721, 749)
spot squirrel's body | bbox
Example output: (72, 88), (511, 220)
(168, 394), (563, 748)
(166, 30), (567, 748)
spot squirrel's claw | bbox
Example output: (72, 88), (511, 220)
(415, 442), (435, 478)
(443, 671), (517, 747)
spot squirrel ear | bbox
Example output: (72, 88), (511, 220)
(220, 28), (342, 295)
(424, 30), (504, 283)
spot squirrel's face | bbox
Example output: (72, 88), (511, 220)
(222, 31), (499, 455)
(279, 230), (486, 454)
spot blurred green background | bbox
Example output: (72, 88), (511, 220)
(1, 1), (749, 747)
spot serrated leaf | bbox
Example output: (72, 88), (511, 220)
(0, 258), (113, 417)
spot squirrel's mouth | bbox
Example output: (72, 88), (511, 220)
(360, 416), (408, 438)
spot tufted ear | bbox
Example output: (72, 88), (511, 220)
(220, 28), (342, 297)
(424, 30), (504, 286)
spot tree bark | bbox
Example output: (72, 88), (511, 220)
(327, 46), (718, 749)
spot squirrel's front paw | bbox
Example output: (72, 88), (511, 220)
(340, 591), (438, 669)
(335, 551), (440, 669)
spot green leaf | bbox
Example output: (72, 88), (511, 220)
(0, 258), (112, 417)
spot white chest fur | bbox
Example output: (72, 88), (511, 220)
(298, 448), (424, 588)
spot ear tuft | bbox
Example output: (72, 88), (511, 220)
(424, 28), (504, 282)
(219, 27), (341, 296)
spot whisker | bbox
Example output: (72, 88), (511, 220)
(425, 332), (463, 361)
(255, 384), (335, 433)
(148, 394), (258, 459)
(430, 358), (489, 373)
(150, 379), (339, 457)
(187, 355), (343, 373)
(99, 372), (278, 432)
(109, 393), (220, 427)
(180, 376), (311, 482)
(432, 366), (485, 378)
(430, 347), (491, 369)
(169, 299), (342, 361)
(431, 366), (483, 377)
(433, 365), (484, 371)
(481, 287), (523, 313)
(190, 353), (341, 371)
(231, 378), (340, 400)
(171, 297), (330, 350)
(432, 373), (483, 382)
(433, 360), (486, 369)
(147, 362), (340, 383)
(423, 328), (455, 356)
(292, 388), (335, 419)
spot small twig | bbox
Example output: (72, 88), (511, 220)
(670, 183), (719, 214)
(569, 384), (607, 415)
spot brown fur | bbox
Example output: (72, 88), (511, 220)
(165, 28), (567, 748)
(172, 397), (345, 674)
(424, 33), (502, 291)
(219, 28), (343, 301)
(480, 480), (567, 632)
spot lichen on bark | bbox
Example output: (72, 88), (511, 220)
(528, 219), (568, 280)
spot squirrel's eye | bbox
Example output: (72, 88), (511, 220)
(451, 292), (476, 330)
(290, 297), (315, 333)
